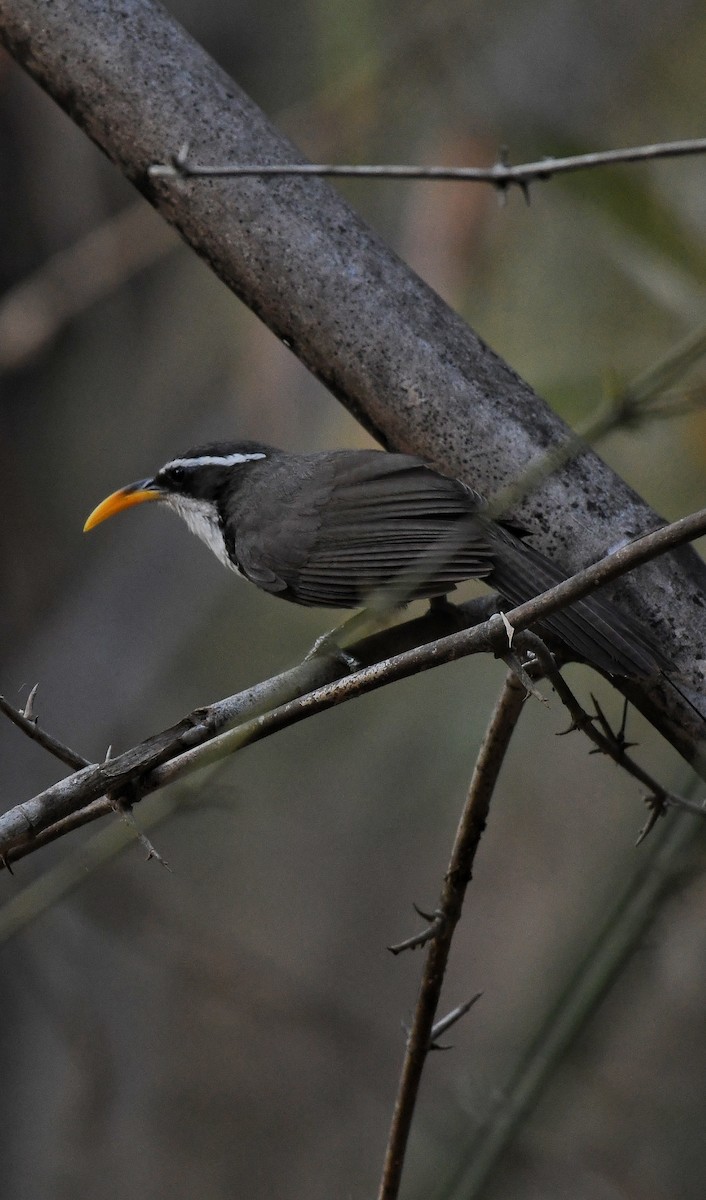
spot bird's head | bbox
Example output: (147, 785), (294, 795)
(83, 441), (273, 568)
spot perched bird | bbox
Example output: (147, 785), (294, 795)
(84, 440), (662, 677)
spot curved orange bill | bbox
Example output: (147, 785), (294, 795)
(83, 481), (162, 532)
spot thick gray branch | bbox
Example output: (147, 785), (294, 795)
(0, 0), (704, 765)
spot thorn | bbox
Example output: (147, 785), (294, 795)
(111, 794), (172, 870)
(429, 994), (483, 1046)
(591, 694), (615, 741)
(556, 718), (580, 736)
(519, 179), (531, 206)
(104, 745), (113, 761)
(636, 794), (667, 845)
(412, 902), (437, 923)
(388, 905), (446, 954)
(23, 683), (39, 722)
(590, 694), (638, 754)
(501, 651), (546, 703)
(500, 610), (514, 647)
(143, 843), (173, 871)
(1, 853), (15, 876)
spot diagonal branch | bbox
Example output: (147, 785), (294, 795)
(378, 671), (526, 1200)
(513, 632), (705, 825)
(3, 504), (706, 868)
(0, 693), (89, 770)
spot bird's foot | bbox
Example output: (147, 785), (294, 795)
(428, 594), (468, 631)
(305, 631), (360, 672)
(305, 607), (398, 671)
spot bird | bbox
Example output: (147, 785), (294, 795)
(83, 439), (663, 678)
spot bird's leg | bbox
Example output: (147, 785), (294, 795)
(427, 593), (470, 630)
(305, 606), (401, 668)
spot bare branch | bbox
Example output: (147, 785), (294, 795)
(0, 693), (89, 770)
(110, 795), (170, 868)
(378, 672), (526, 1200)
(152, 137), (706, 190)
(513, 632), (705, 823)
(383, 624), (695, 1200)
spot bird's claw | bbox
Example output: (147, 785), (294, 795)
(305, 632), (360, 672)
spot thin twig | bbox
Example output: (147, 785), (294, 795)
(149, 137), (706, 191)
(514, 632), (705, 823)
(0, 693), (89, 770)
(110, 796), (171, 868)
(378, 671), (526, 1200)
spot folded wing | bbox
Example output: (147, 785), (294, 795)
(251, 451), (492, 608)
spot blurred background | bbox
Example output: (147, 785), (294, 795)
(1, 1), (706, 1197)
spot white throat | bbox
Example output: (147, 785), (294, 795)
(165, 495), (237, 573)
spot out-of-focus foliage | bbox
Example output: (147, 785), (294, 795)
(0, 2), (705, 1198)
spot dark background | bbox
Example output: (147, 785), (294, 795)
(1, 2), (705, 1197)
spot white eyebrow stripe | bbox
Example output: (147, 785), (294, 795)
(164, 452), (267, 470)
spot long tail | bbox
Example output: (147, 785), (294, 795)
(486, 530), (665, 678)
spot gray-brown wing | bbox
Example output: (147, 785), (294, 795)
(266, 451), (494, 609)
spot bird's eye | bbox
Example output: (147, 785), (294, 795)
(168, 464), (186, 483)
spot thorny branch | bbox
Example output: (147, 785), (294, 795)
(2, 503), (706, 868)
(378, 672), (526, 1200)
(376, 624), (705, 1198)
(0, 693), (168, 868)
(0, 692), (88, 770)
(512, 633), (706, 833)
(151, 137), (706, 198)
